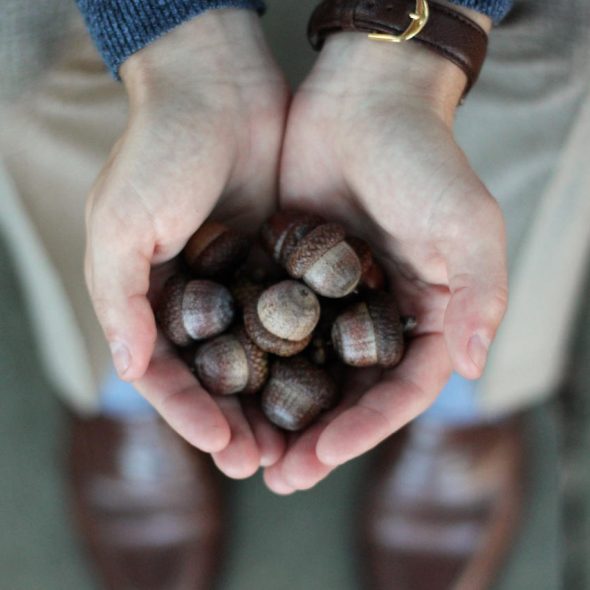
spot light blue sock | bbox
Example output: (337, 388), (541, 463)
(419, 372), (489, 426)
(99, 368), (155, 418)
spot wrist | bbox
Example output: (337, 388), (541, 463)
(310, 35), (460, 121)
(121, 9), (282, 108)
(308, 1), (491, 121)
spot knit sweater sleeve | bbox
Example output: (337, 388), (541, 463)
(448, 0), (513, 24)
(77, 0), (512, 80)
(75, 0), (266, 79)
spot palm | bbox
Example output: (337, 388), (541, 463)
(263, 79), (507, 493)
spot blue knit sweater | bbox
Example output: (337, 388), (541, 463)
(75, 0), (512, 78)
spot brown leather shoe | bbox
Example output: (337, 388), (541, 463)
(68, 413), (224, 590)
(360, 417), (526, 590)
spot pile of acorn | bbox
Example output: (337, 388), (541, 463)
(156, 210), (411, 432)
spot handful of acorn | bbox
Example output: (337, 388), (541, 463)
(156, 210), (412, 432)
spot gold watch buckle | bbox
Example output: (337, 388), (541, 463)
(368, 0), (430, 43)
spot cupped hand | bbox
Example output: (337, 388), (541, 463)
(265, 29), (507, 493)
(85, 10), (289, 478)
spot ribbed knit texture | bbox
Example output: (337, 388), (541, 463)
(450, 0), (513, 24)
(75, 0), (266, 78)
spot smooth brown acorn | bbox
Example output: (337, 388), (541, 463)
(157, 275), (235, 347)
(261, 357), (338, 431)
(261, 211), (362, 298)
(347, 236), (386, 291)
(331, 292), (405, 368)
(194, 327), (268, 395)
(184, 221), (250, 278)
(243, 280), (320, 356)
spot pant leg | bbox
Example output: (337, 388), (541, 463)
(454, 0), (590, 415)
(0, 10), (127, 413)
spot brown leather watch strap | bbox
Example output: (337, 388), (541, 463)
(308, 0), (488, 94)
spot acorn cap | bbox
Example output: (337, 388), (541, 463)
(367, 292), (404, 367)
(261, 357), (338, 431)
(286, 223), (346, 278)
(257, 280), (320, 342)
(235, 326), (269, 394)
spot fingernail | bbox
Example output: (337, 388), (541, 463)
(260, 453), (277, 468)
(110, 341), (131, 378)
(468, 334), (489, 372)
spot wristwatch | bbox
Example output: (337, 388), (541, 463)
(308, 0), (489, 94)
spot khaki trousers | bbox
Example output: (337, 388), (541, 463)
(1, 0), (589, 415)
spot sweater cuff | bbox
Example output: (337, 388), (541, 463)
(76, 0), (267, 79)
(447, 0), (513, 25)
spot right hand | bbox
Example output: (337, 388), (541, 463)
(85, 9), (290, 478)
(265, 26), (508, 493)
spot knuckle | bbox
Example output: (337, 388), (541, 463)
(486, 287), (509, 324)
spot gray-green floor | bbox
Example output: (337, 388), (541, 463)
(2, 235), (579, 590)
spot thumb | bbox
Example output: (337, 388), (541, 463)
(85, 198), (159, 381)
(442, 199), (508, 380)
(86, 181), (223, 381)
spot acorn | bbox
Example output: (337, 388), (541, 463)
(157, 276), (235, 347)
(184, 221), (250, 278)
(230, 275), (267, 310)
(194, 327), (269, 395)
(243, 281), (319, 356)
(261, 357), (338, 431)
(347, 236), (386, 291)
(261, 211), (362, 298)
(331, 292), (404, 368)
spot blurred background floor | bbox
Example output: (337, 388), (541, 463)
(1, 232), (578, 590)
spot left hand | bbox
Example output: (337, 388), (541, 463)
(84, 10), (290, 478)
(264, 29), (507, 494)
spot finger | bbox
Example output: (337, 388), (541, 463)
(263, 468), (297, 496)
(85, 196), (158, 382)
(211, 396), (261, 479)
(316, 333), (452, 467)
(134, 337), (230, 453)
(264, 426), (334, 491)
(442, 199), (508, 379)
(211, 397), (261, 479)
(242, 399), (286, 467)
